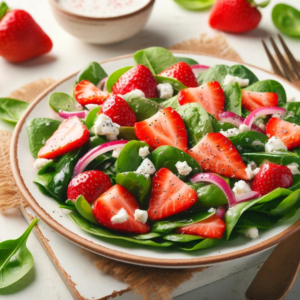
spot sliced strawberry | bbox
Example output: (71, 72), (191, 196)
(189, 133), (248, 180)
(178, 81), (225, 120)
(74, 80), (110, 106)
(38, 116), (89, 159)
(100, 95), (136, 127)
(177, 215), (225, 239)
(266, 118), (300, 150)
(67, 170), (112, 204)
(112, 65), (158, 98)
(134, 107), (188, 152)
(148, 168), (197, 221)
(158, 62), (198, 88)
(93, 184), (150, 234)
(241, 90), (278, 112)
(252, 162), (293, 196)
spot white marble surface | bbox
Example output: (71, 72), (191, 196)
(0, 0), (300, 299)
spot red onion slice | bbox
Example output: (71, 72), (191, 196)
(235, 191), (260, 204)
(190, 64), (210, 76)
(59, 110), (88, 119)
(73, 140), (128, 177)
(243, 107), (287, 129)
(98, 76), (108, 91)
(216, 206), (226, 219)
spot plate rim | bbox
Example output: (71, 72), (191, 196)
(10, 51), (300, 267)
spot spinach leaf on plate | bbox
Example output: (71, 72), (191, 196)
(223, 82), (242, 116)
(228, 65), (258, 86)
(74, 195), (98, 224)
(179, 238), (221, 251)
(197, 65), (229, 86)
(162, 234), (203, 243)
(49, 93), (83, 113)
(282, 102), (300, 117)
(106, 66), (133, 93)
(154, 75), (187, 92)
(160, 95), (180, 109)
(85, 106), (101, 129)
(175, 56), (199, 65)
(0, 98), (29, 124)
(76, 62), (107, 85)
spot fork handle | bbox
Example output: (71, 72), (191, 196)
(245, 230), (300, 300)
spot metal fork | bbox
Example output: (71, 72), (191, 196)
(262, 34), (300, 88)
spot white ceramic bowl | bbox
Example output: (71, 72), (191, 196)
(49, 0), (155, 45)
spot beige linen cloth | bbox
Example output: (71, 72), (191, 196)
(0, 34), (241, 300)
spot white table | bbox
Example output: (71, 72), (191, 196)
(1, 0), (300, 299)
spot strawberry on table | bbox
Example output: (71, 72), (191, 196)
(93, 184), (150, 234)
(112, 65), (158, 98)
(189, 133), (248, 180)
(266, 118), (300, 150)
(178, 81), (225, 120)
(74, 80), (110, 105)
(252, 163), (293, 196)
(100, 94), (136, 127)
(67, 170), (111, 204)
(242, 90), (278, 112)
(148, 168), (197, 221)
(0, 2), (52, 62)
(177, 215), (226, 239)
(134, 107), (188, 152)
(158, 62), (198, 88)
(38, 116), (89, 159)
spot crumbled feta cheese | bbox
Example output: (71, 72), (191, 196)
(139, 146), (150, 159)
(287, 163), (300, 175)
(112, 147), (122, 158)
(208, 207), (215, 213)
(265, 136), (287, 152)
(136, 158), (156, 175)
(223, 74), (249, 87)
(93, 114), (120, 137)
(251, 140), (265, 147)
(124, 89), (145, 100)
(245, 162), (260, 180)
(46, 122), (50, 127)
(34, 158), (53, 170)
(175, 161), (192, 176)
(244, 227), (259, 239)
(157, 83), (174, 99)
(106, 134), (118, 141)
(134, 209), (148, 224)
(239, 124), (250, 133)
(111, 208), (128, 224)
(220, 128), (240, 138)
(232, 180), (252, 196)
(85, 104), (99, 111)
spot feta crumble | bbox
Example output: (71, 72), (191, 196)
(123, 89), (145, 100)
(223, 74), (249, 87)
(136, 158), (156, 175)
(239, 124), (250, 133)
(34, 158), (53, 170)
(220, 128), (240, 138)
(245, 162), (260, 180)
(287, 163), (300, 175)
(112, 147), (122, 158)
(134, 209), (148, 224)
(157, 83), (174, 99)
(244, 227), (259, 239)
(139, 146), (150, 159)
(265, 136), (287, 152)
(232, 180), (252, 196)
(111, 208), (128, 224)
(85, 104), (99, 111)
(93, 114), (120, 137)
(175, 161), (192, 176)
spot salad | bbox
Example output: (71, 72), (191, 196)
(27, 47), (300, 252)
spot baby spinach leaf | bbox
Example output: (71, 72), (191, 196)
(118, 127), (137, 140)
(175, 57), (199, 65)
(290, 175), (300, 191)
(85, 106), (101, 129)
(235, 211), (273, 229)
(88, 134), (107, 149)
(179, 238), (221, 251)
(197, 65), (229, 85)
(151, 145), (202, 181)
(228, 65), (258, 85)
(76, 62), (107, 85)
(154, 75), (187, 92)
(131, 232), (162, 240)
(49, 93), (83, 113)
(284, 114), (300, 125)
(0, 218), (38, 289)
(244, 80), (287, 106)
(116, 172), (151, 209)
(223, 82), (242, 116)
(106, 66), (133, 93)
(0, 98), (29, 124)
(176, 103), (213, 147)
(75, 195), (98, 224)
(160, 95), (180, 109)
(134, 47), (178, 75)
(173, 0), (214, 11)
(282, 102), (300, 117)
(27, 118), (61, 158)
(69, 212), (173, 247)
(209, 114), (236, 132)
(162, 234), (203, 243)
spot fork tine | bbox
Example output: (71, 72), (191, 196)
(269, 36), (296, 81)
(261, 40), (284, 78)
(278, 34), (300, 79)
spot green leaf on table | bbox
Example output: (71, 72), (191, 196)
(76, 62), (107, 86)
(224, 82), (242, 116)
(0, 218), (38, 289)
(0, 98), (29, 124)
(106, 66), (133, 93)
(173, 0), (214, 11)
(49, 93), (83, 113)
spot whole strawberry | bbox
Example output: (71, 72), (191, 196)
(112, 65), (158, 98)
(67, 170), (112, 204)
(101, 94), (136, 127)
(252, 163), (293, 196)
(0, 2), (52, 62)
(209, 0), (268, 33)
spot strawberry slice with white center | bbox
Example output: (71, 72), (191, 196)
(38, 116), (89, 159)
(134, 107), (188, 152)
(74, 80), (110, 105)
(266, 118), (300, 150)
(147, 168), (197, 221)
(241, 90), (278, 112)
(178, 81), (225, 120)
(189, 133), (248, 180)
(177, 215), (226, 239)
(93, 184), (150, 234)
